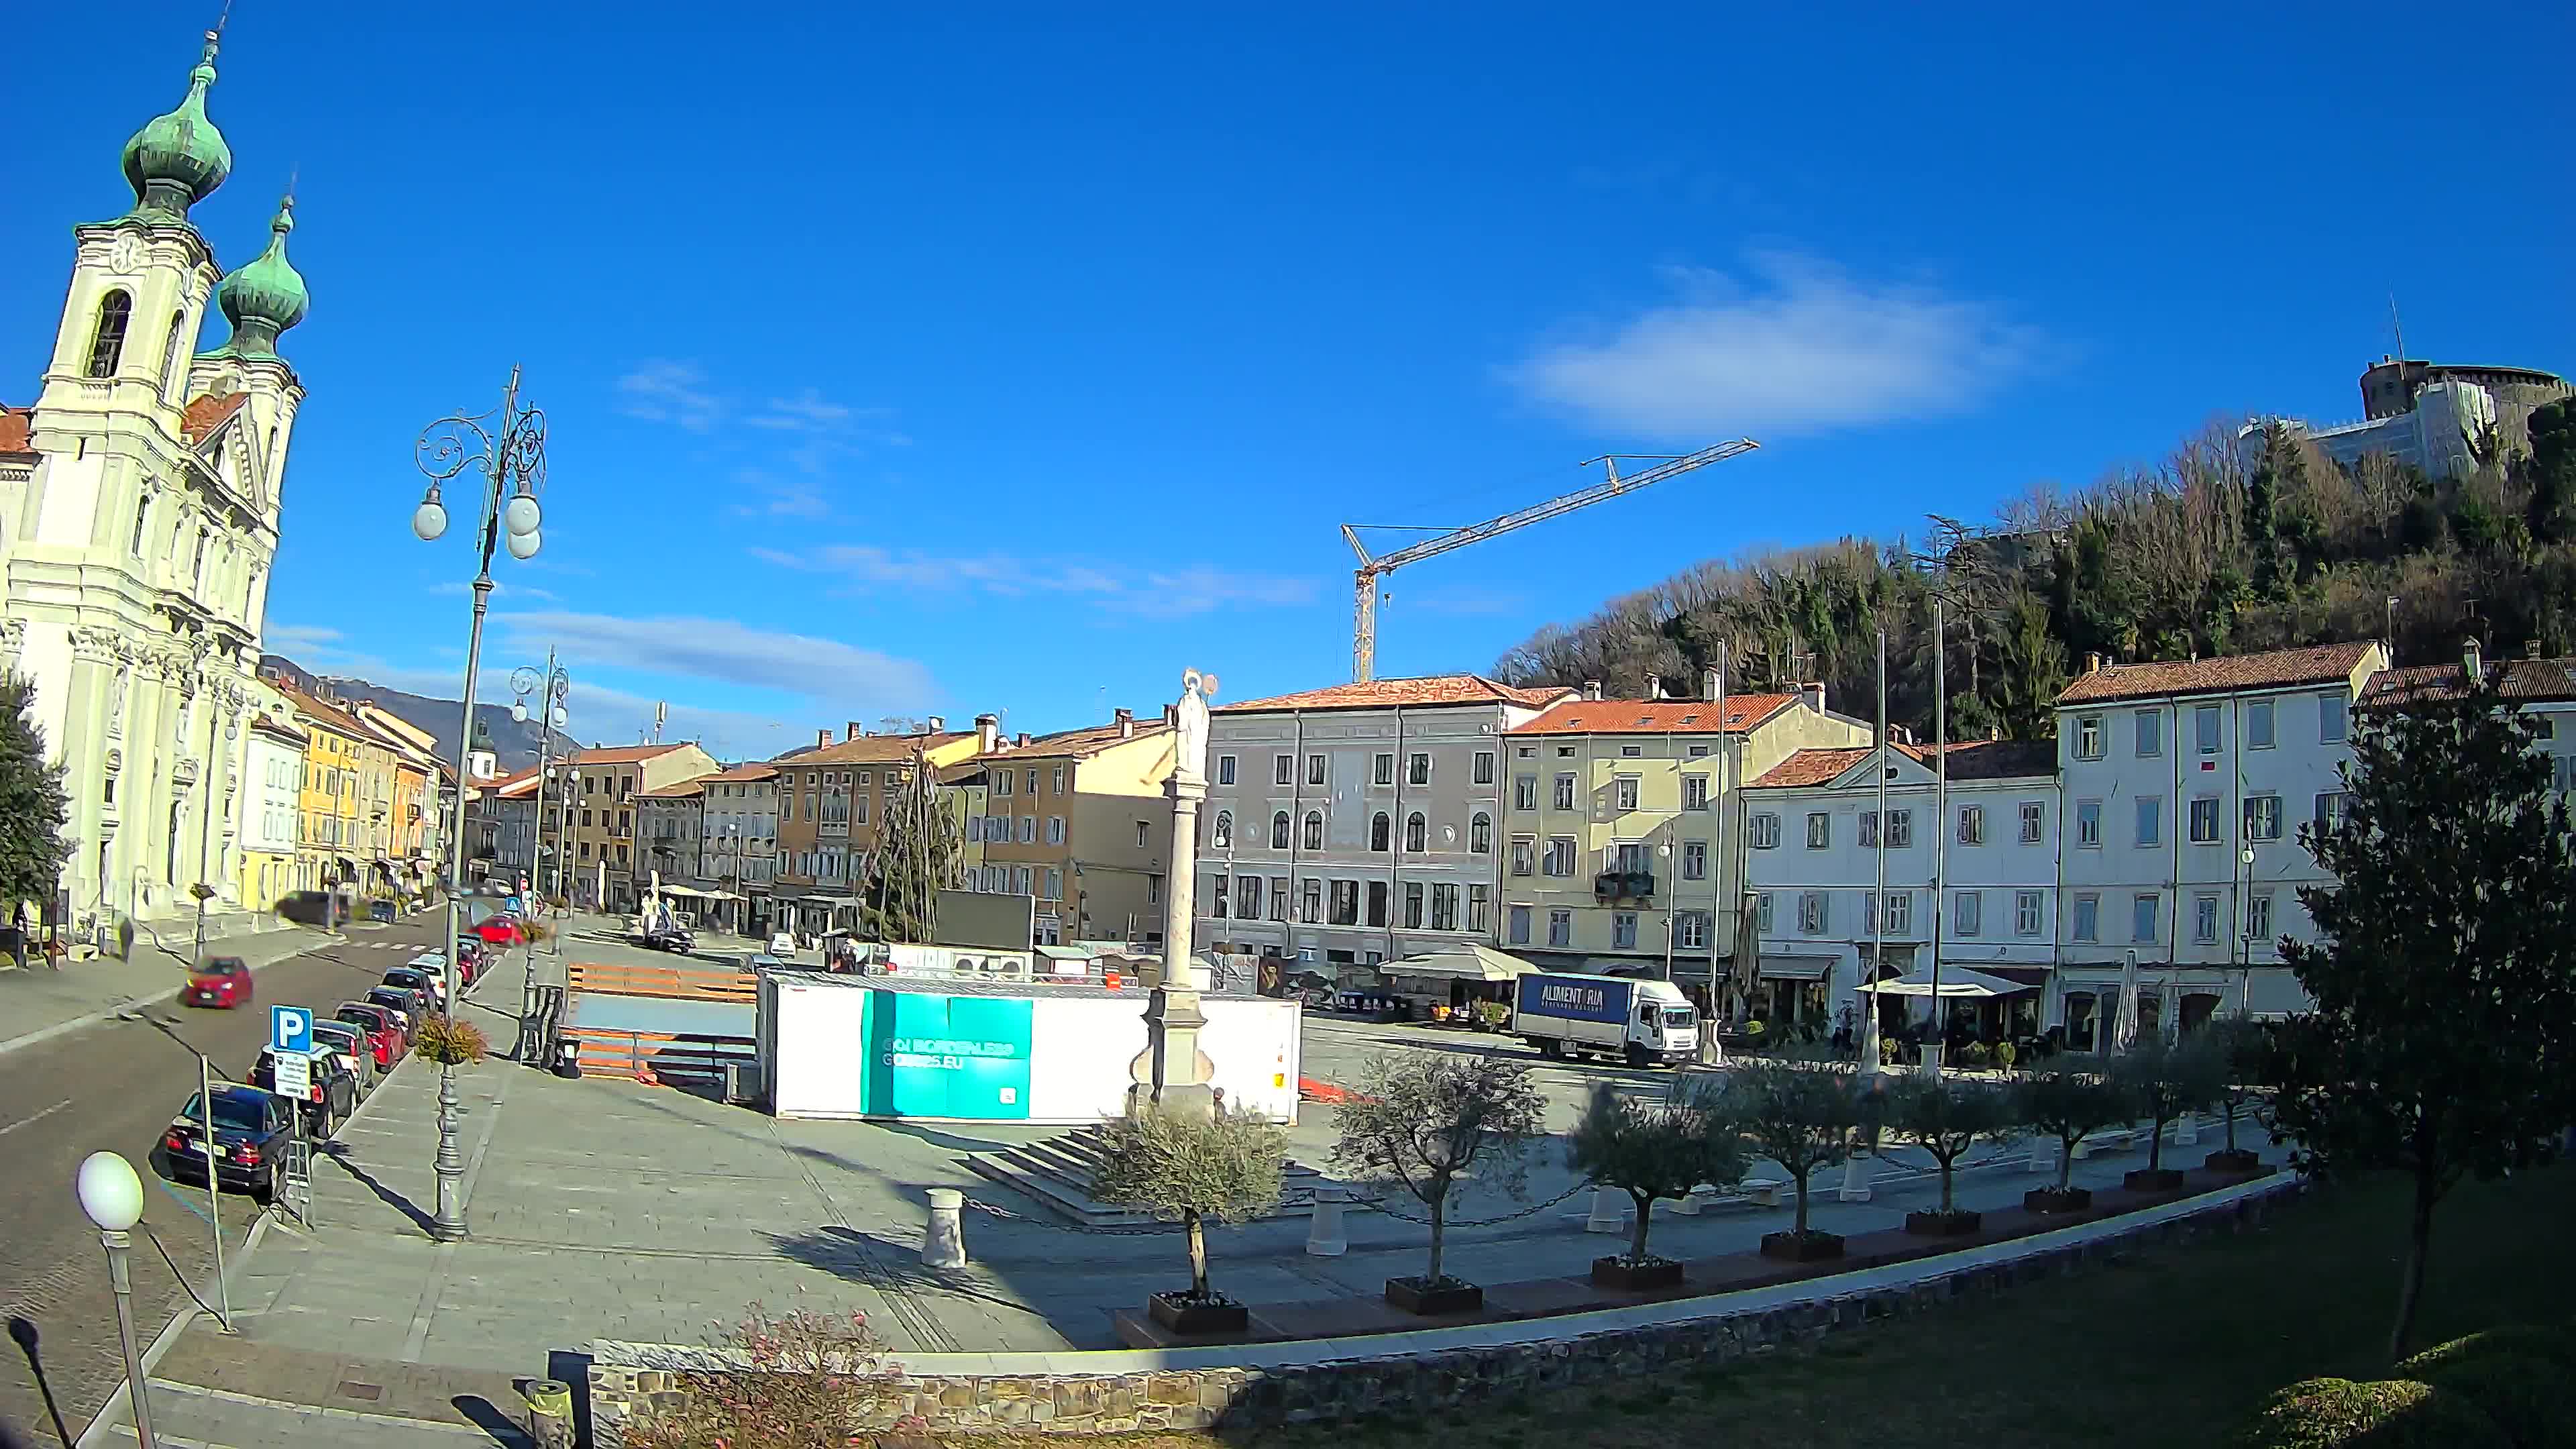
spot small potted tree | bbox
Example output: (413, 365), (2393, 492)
(2015, 1064), (2131, 1213)
(1704, 1056), (1860, 1261)
(1886, 1074), (2023, 1234)
(1332, 1053), (1546, 1315)
(2201, 1014), (2269, 1175)
(1090, 1104), (1287, 1336)
(1566, 1083), (1747, 1290)
(2109, 1032), (2223, 1192)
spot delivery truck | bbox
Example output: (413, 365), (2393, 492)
(1512, 972), (1703, 1067)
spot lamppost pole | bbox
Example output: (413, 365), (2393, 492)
(77, 1151), (156, 1449)
(413, 368), (547, 1242)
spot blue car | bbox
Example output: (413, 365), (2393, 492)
(163, 1084), (293, 1202)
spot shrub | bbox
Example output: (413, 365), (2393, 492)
(1090, 1105), (1287, 1304)
(2405, 1354), (2572, 1448)
(1962, 1041), (1991, 1067)
(2224, 1376), (2507, 1448)
(2397, 1324), (2576, 1377)
(2013, 1065), (2132, 1192)
(1332, 1054), (1546, 1288)
(1474, 1001), (1512, 1031)
(623, 1303), (896, 1449)
(1885, 1075), (2023, 1214)
(411, 1015), (488, 1066)
(1693, 1056), (1858, 1238)
(1565, 1083), (1746, 1266)
(2109, 1033), (2225, 1173)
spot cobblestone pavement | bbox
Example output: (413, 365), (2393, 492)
(0, 911), (457, 1446)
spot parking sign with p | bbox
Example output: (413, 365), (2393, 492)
(270, 1004), (313, 1056)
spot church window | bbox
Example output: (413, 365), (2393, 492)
(88, 290), (133, 378)
(129, 498), (150, 556)
(192, 530), (209, 586)
(160, 311), (186, 396)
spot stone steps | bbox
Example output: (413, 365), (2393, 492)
(967, 1124), (1328, 1228)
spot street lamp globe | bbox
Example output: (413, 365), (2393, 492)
(77, 1150), (145, 1230)
(502, 491), (541, 538)
(512, 700), (529, 724)
(412, 495), (449, 541)
(504, 527), (541, 560)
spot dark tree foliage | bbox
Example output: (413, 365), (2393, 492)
(0, 674), (72, 912)
(855, 752), (958, 943)
(1565, 1083), (1748, 1265)
(2275, 671), (2576, 1362)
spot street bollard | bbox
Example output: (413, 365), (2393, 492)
(1585, 1186), (1626, 1233)
(923, 1188), (967, 1269)
(2176, 1113), (2199, 1146)
(523, 1379), (573, 1449)
(1668, 1184), (1703, 1216)
(1837, 1150), (1872, 1202)
(2029, 1137), (2055, 1176)
(1304, 1184), (1348, 1256)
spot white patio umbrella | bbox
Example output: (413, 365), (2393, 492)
(2112, 949), (2141, 1055)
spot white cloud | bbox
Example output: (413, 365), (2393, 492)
(745, 388), (877, 432)
(615, 360), (725, 433)
(492, 609), (934, 733)
(753, 544), (1321, 619)
(727, 468), (834, 520)
(265, 623), (343, 652)
(1509, 253), (2047, 437)
(429, 580), (559, 602)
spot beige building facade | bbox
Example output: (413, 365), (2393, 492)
(971, 709), (1175, 947)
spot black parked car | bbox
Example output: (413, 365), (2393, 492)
(276, 890), (336, 926)
(163, 1085), (294, 1201)
(248, 1046), (358, 1134)
(366, 984), (428, 1035)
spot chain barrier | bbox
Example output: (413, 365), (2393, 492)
(961, 1189), (1328, 1236)
(1360, 1177), (1594, 1228)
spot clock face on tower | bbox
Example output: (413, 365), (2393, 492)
(108, 234), (144, 274)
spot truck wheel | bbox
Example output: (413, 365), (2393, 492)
(1625, 1042), (1650, 1069)
(1536, 1038), (1564, 1060)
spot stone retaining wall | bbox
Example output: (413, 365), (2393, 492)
(590, 1178), (2300, 1442)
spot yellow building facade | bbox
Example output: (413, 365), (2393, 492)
(279, 683), (377, 895)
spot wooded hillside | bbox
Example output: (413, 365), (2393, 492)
(1491, 400), (2576, 741)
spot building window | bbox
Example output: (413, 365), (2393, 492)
(2247, 700), (2276, 750)
(2244, 795), (2284, 842)
(1370, 881), (1391, 927)
(2247, 890), (2274, 942)
(1216, 755), (1236, 786)
(1470, 812), (1491, 853)
(2313, 792), (2347, 833)
(2019, 801), (2044, 843)
(1269, 877), (1289, 921)
(1274, 754), (1293, 786)
(2135, 708), (2162, 758)
(1302, 811), (1323, 851)
(87, 289), (132, 377)
(1957, 804), (1984, 845)
(1681, 840), (1707, 881)
(1513, 775), (1537, 811)
(2189, 796), (2220, 844)
(1614, 775), (1640, 811)
(2015, 890), (2043, 936)
(1955, 890), (1981, 937)
(1430, 883), (1458, 930)
(1552, 773), (1576, 810)
(1884, 891), (1912, 934)
(2196, 704), (2222, 754)
(1887, 810), (1912, 848)
(1370, 812), (1391, 852)
(2076, 799), (2101, 848)
(1682, 775), (1710, 810)
(1619, 744), (1643, 758)
(1798, 891), (1826, 934)
(1612, 912), (1637, 949)
(1374, 753), (1395, 786)
(1404, 812), (1426, 852)
(1271, 811), (1290, 849)
(129, 499), (151, 556)
(1472, 751), (1495, 785)
(1467, 883), (1489, 932)
(1859, 810), (1879, 849)
(995, 771), (1011, 797)
(1548, 909), (1572, 947)
(2073, 892), (2099, 942)
(1046, 816), (1066, 845)
(1052, 764), (1067, 792)
(1510, 837), (1534, 876)
(1019, 816), (1036, 843)
(1805, 812), (1830, 849)
(2194, 893), (2219, 944)
(1407, 753), (1430, 786)
(1329, 879), (1359, 925)
(1544, 837), (1575, 876)
(2132, 893), (2159, 944)
(1508, 904), (1532, 945)
(2135, 796), (2162, 848)
(1750, 812), (1780, 849)
(1301, 878), (1322, 922)
(2074, 714), (2103, 759)
(2321, 693), (2348, 744)
(1307, 754), (1327, 786)
(1138, 819), (1152, 849)
(1757, 892), (1775, 932)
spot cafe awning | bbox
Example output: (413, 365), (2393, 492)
(1860, 965), (2037, 998)
(1757, 954), (1836, 982)
(1379, 945), (1540, 983)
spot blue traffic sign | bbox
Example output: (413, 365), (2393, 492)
(270, 1005), (313, 1056)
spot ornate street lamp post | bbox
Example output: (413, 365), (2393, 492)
(413, 368), (547, 1241)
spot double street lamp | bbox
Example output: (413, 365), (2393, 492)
(413, 368), (547, 1242)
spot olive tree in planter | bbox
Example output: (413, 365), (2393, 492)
(1332, 1053), (1547, 1315)
(1089, 1104), (1287, 1336)
(1886, 1074), (2024, 1234)
(2108, 1032), (2225, 1191)
(1565, 1083), (1748, 1290)
(2014, 1065), (2131, 1213)
(1703, 1056), (1860, 1261)
(2201, 1014), (2271, 1174)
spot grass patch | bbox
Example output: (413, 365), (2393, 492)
(1061, 1165), (2575, 1449)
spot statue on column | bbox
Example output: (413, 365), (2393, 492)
(1130, 667), (1220, 1119)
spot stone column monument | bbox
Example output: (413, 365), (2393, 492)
(1129, 668), (1220, 1119)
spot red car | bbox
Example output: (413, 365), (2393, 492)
(474, 915), (524, 947)
(333, 1002), (408, 1067)
(182, 957), (253, 1009)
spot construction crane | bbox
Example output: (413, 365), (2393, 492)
(1340, 439), (1761, 682)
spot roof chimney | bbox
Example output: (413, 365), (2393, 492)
(2084, 652), (2103, 675)
(1163, 703), (1179, 727)
(846, 721), (863, 742)
(1582, 680), (1603, 701)
(975, 712), (1000, 753)
(2463, 634), (2483, 683)
(1114, 707), (1134, 739)
(1015, 732), (1031, 747)
(1801, 682), (1825, 714)
(1644, 672), (1662, 700)
(816, 728), (832, 749)
(1702, 667), (1720, 701)
(926, 715), (945, 733)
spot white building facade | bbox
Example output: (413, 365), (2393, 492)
(237, 710), (305, 908)
(700, 763), (780, 930)
(1193, 675), (1570, 967)
(2052, 641), (2389, 1046)
(0, 33), (310, 928)
(1741, 740), (2059, 1036)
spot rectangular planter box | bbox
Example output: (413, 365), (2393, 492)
(1384, 1277), (1483, 1316)
(1147, 1292), (1248, 1336)
(2123, 1168), (2185, 1192)
(2202, 1149), (2263, 1175)
(1758, 1230), (1845, 1263)
(1590, 1256), (1686, 1291)
(1904, 1210), (1983, 1236)
(2024, 1187), (2092, 1214)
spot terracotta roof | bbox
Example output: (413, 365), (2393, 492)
(562, 743), (697, 766)
(1509, 694), (1799, 737)
(2365, 655), (2576, 706)
(779, 732), (967, 767)
(702, 762), (779, 783)
(2056, 641), (2379, 706)
(1750, 739), (2057, 790)
(274, 682), (374, 741)
(1216, 675), (1573, 714)
(250, 711), (307, 745)
(936, 759), (987, 785)
(985, 717), (1173, 760)
(0, 405), (33, 457)
(180, 392), (247, 445)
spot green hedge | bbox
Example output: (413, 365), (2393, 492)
(2224, 1376), (2508, 1448)
(2406, 1354), (2573, 1448)
(2397, 1324), (2576, 1377)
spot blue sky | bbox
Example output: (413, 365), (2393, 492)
(7, 4), (2571, 758)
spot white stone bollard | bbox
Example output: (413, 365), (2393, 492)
(2176, 1113), (2199, 1146)
(1668, 1185), (1703, 1216)
(2028, 1136), (2055, 1176)
(1837, 1151), (1872, 1202)
(1585, 1186), (1627, 1233)
(923, 1188), (968, 1269)
(1305, 1185), (1348, 1256)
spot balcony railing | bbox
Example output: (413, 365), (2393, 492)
(1594, 869), (1656, 902)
